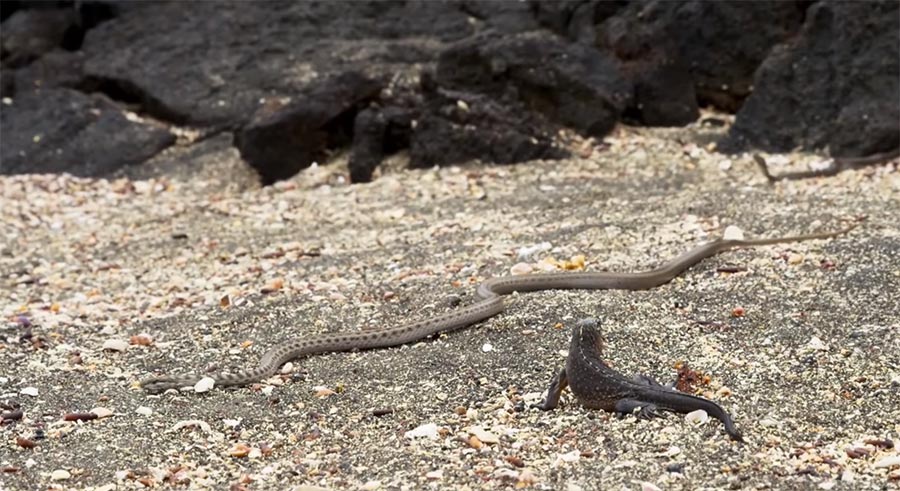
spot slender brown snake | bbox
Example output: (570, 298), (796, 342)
(141, 224), (855, 393)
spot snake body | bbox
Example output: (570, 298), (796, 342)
(141, 225), (854, 393)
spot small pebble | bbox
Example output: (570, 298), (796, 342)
(194, 377), (215, 393)
(723, 226), (745, 240)
(20, 387), (39, 397)
(228, 443), (251, 458)
(874, 455), (900, 468)
(807, 337), (829, 351)
(1, 409), (23, 422)
(469, 427), (499, 444)
(361, 480), (382, 490)
(129, 333), (153, 346)
(102, 339), (129, 352)
(260, 278), (284, 294)
(90, 407), (114, 418)
(16, 437), (36, 449)
(518, 469), (538, 485)
(405, 423), (439, 439)
(846, 447), (870, 458)
(481, 343), (493, 353)
(50, 469), (71, 481)
(510, 263), (534, 275)
(314, 387), (335, 398)
(64, 412), (98, 422)
(172, 419), (213, 434)
(555, 449), (581, 465)
(135, 406), (152, 416)
(517, 242), (551, 261)
(660, 446), (681, 457)
(426, 469), (443, 480)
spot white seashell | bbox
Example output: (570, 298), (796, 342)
(723, 226), (745, 241)
(102, 339), (129, 352)
(685, 409), (709, 425)
(193, 377), (215, 393)
(874, 455), (900, 468)
(405, 422), (439, 439)
(469, 426), (499, 444)
(50, 469), (71, 481)
(90, 407), (114, 418)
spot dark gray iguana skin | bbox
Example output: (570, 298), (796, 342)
(538, 318), (744, 442)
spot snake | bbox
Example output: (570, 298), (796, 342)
(140, 224), (855, 393)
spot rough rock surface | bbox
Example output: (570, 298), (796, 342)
(608, 1), (806, 112)
(1, 1), (896, 182)
(0, 88), (174, 176)
(77, 1), (475, 127)
(726, 0), (900, 158)
(436, 30), (632, 137)
(0, 7), (82, 67)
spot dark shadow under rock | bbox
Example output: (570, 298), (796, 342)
(530, 0), (627, 44)
(7, 49), (85, 97)
(348, 106), (414, 184)
(408, 84), (568, 170)
(234, 72), (383, 185)
(348, 70), (571, 183)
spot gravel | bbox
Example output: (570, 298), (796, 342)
(1, 123), (898, 490)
